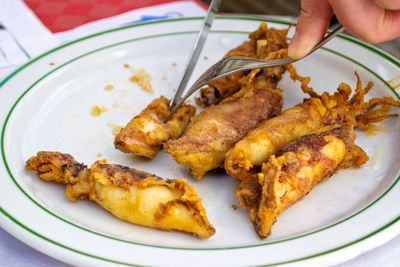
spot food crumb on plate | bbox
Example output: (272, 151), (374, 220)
(96, 153), (103, 158)
(129, 68), (153, 94)
(49, 62), (56, 66)
(90, 106), (107, 117)
(203, 56), (209, 60)
(231, 204), (237, 210)
(123, 63), (130, 69)
(107, 122), (123, 135)
(388, 76), (400, 90)
(104, 84), (114, 91)
(172, 62), (177, 67)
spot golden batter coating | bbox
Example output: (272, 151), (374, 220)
(114, 96), (195, 158)
(251, 125), (368, 238)
(225, 97), (328, 181)
(165, 70), (283, 179)
(196, 23), (289, 106)
(225, 73), (400, 181)
(26, 151), (215, 239)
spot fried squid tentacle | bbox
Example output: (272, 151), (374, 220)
(252, 125), (368, 238)
(114, 96), (195, 158)
(165, 70), (283, 179)
(26, 151), (215, 239)
(225, 73), (400, 181)
(196, 23), (289, 106)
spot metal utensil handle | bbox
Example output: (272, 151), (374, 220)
(307, 24), (344, 55)
(169, 0), (222, 109)
(193, 24), (345, 82)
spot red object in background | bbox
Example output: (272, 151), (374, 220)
(24, 0), (207, 33)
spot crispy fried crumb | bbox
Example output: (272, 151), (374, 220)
(90, 106), (107, 117)
(129, 69), (153, 94)
(231, 204), (237, 210)
(123, 64), (130, 69)
(104, 84), (114, 91)
(49, 62), (56, 66)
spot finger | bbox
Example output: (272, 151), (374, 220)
(288, 0), (333, 59)
(374, 0), (400, 10)
(329, 0), (400, 43)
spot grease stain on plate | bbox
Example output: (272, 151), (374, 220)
(90, 106), (107, 117)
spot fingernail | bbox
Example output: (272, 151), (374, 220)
(288, 32), (300, 59)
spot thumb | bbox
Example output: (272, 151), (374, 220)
(289, 0), (333, 59)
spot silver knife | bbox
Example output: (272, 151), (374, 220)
(170, 0), (222, 110)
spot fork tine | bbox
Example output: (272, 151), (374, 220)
(170, 55), (285, 114)
(168, 77), (209, 118)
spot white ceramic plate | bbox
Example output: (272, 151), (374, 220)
(0, 16), (399, 267)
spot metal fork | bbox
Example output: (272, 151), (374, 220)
(169, 24), (344, 115)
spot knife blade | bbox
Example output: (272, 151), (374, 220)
(170, 0), (222, 109)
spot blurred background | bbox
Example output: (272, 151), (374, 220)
(0, 0), (397, 84)
(201, 0), (300, 15)
(200, 0), (398, 57)
(20, 0), (399, 57)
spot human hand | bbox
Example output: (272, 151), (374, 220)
(288, 0), (400, 59)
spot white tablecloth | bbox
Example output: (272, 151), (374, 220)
(1, 226), (399, 266)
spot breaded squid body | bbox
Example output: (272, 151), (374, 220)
(196, 22), (289, 106)
(165, 72), (283, 179)
(225, 73), (400, 181)
(26, 151), (215, 239)
(252, 126), (368, 238)
(114, 96), (195, 158)
(225, 98), (327, 180)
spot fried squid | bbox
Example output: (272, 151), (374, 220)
(26, 151), (215, 239)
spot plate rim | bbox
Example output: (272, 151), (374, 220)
(2, 29), (400, 250)
(0, 15), (399, 266)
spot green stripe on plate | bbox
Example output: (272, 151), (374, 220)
(0, 16), (399, 266)
(0, 207), (144, 267)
